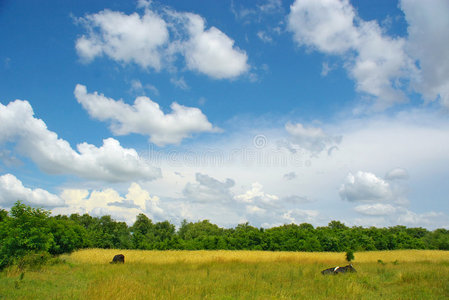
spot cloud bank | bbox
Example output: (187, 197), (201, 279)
(0, 100), (161, 182)
(0, 174), (63, 208)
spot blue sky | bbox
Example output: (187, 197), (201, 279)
(1, 0), (448, 229)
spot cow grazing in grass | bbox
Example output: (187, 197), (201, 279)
(110, 254), (125, 264)
(335, 264), (357, 274)
(321, 264), (356, 275)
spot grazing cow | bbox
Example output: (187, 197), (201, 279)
(321, 264), (356, 275)
(335, 264), (357, 274)
(110, 254), (125, 264)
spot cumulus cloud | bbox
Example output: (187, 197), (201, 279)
(55, 183), (163, 224)
(178, 12), (249, 79)
(183, 173), (235, 203)
(339, 171), (393, 203)
(234, 182), (279, 204)
(285, 122), (341, 154)
(231, 182), (319, 227)
(288, 0), (358, 54)
(400, 0), (449, 109)
(76, 9), (169, 70)
(341, 169), (422, 222)
(0, 100), (160, 182)
(288, 0), (414, 109)
(74, 84), (218, 146)
(76, 6), (249, 79)
(0, 174), (63, 208)
(234, 182), (283, 220)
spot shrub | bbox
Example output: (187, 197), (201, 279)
(15, 252), (51, 271)
(346, 250), (355, 262)
(0, 202), (54, 270)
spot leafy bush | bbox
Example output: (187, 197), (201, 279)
(14, 252), (51, 271)
(0, 202), (54, 270)
(346, 250), (355, 262)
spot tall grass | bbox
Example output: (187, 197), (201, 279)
(65, 249), (449, 265)
(1, 249), (448, 299)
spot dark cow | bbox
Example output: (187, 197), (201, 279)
(110, 254), (125, 264)
(335, 264), (357, 273)
(321, 264), (356, 275)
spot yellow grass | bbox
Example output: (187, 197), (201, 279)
(2, 249), (449, 299)
(65, 248), (449, 265)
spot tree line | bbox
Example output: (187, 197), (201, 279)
(1, 201), (448, 270)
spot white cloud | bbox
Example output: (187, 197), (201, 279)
(137, 0), (151, 10)
(288, 0), (358, 54)
(76, 9), (169, 70)
(76, 6), (249, 79)
(339, 171), (393, 202)
(400, 0), (449, 109)
(351, 21), (411, 109)
(129, 79), (159, 96)
(385, 168), (409, 180)
(0, 100), (161, 182)
(136, 109), (449, 228)
(231, 0), (283, 21)
(183, 173), (235, 203)
(180, 13), (249, 79)
(288, 0), (414, 109)
(56, 183), (163, 224)
(282, 209), (319, 224)
(170, 77), (189, 90)
(74, 84), (218, 146)
(234, 182), (278, 204)
(0, 174), (64, 208)
(396, 209), (444, 227)
(285, 122), (341, 154)
(257, 31), (273, 43)
(321, 62), (335, 77)
(354, 203), (397, 216)
(258, 0), (283, 13)
(246, 204), (266, 215)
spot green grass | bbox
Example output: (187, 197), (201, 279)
(1, 250), (448, 299)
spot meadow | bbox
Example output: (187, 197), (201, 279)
(1, 249), (449, 299)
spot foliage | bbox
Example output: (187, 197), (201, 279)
(1, 202), (449, 270)
(345, 249), (354, 262)
(0, 202), (54, 270)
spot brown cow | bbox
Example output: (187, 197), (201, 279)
(110, 254), (125, 264)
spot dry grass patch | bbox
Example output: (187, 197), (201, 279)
(65, 249), (449, 265)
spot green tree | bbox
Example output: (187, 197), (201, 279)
(0, 209), (8, 222)
(47, 216), (88, 255)
(130, 214), (154, 249)
(0, 202), (54, 270)
(346, 250), (355, 262)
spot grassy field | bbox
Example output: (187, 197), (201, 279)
(1, 249), (449, 299)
